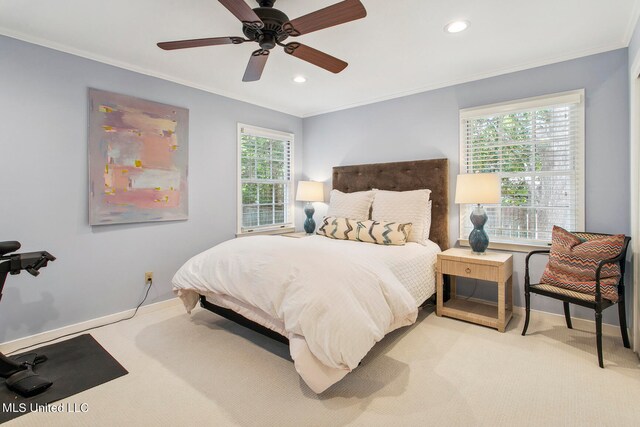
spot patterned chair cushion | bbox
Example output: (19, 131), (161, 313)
(317, 216), (412, 246)
(539, 226), (625, 302)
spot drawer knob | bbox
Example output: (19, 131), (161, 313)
(465, 267), (472, 274)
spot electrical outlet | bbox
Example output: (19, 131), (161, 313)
(145, 272), (153, 285)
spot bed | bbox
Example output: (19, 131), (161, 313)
(172, 159), (449, 393)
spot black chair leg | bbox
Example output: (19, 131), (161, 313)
(595, 311), (604, 368)
(522, 291), (531, 336)
(563, 302), (573, 329)
(618, 300), (631, 348)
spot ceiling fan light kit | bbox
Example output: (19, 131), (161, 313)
(157, 0), (367, 82)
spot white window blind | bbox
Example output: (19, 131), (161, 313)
(237, 124), (294, 234)
(459, 90), (585, 245)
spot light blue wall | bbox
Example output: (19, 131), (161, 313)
(0, 35), (303, 342)
(0, 33), (631, 341)
(303, 49), (630, 326)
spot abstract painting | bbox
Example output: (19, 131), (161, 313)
(88, 89), (189, 225)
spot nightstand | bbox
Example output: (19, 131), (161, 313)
(281, 232), (313, 238)
(436, 248), (513, 332)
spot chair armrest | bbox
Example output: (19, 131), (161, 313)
(525, 250), (551, 266)
(594, 237), (631, 301)
(524, 250), (550, 286)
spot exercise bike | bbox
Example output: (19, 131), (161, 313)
(0, 241), (55, 397)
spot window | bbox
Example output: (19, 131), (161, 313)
(237, 124), (294, 234)
(459, 90), (585, 246)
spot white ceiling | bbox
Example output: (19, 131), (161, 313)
(1, 0), (638, 117)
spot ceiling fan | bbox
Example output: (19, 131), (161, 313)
(157, 0), (367, 82)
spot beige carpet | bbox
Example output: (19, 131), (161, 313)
(4, 300), (640, 427)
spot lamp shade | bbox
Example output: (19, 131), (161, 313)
(455, 173), (501, 204)
(296, 181), (324, 202)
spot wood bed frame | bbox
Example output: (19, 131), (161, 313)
(199, 158), (450, 345)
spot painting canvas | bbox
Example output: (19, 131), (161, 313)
(88, 89), (189, 225)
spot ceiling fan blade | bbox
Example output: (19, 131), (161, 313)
(283, 0), (366, 37)
(157, 37), (245, 50)
(284, 42), (347, 74)
(243, 49), (270, 82)
(218, 0), (264, 29)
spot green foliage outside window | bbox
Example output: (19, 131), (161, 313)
(465, 107), (576, 242)
(240, 134), (291, 229)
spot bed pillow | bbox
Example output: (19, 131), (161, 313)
(326, 190), (375, 220)
(539, 226), (625, 302)
(424, 200), (432, 242)
(371, 189), (432, 245)
(317, 216), (412, 246)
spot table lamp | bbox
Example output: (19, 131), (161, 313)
(455, 173), (501, 254)
(295, 181), (324, 234)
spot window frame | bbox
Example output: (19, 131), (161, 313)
(236, 123), (295, 236)
(458, 89), (586, 250)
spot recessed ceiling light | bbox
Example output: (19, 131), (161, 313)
(445, 20), (469, 33)
(293, 76), (307, 83)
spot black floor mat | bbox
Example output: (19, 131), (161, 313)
(0, 334), (128, 423)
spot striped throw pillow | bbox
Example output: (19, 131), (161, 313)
(539, 226), (625, 302)
(317, 216), (412, 246)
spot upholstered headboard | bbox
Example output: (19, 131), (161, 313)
(332, 159), (449, 250)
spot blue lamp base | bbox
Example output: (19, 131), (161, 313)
(468, 204), (489, 254)
(303, 202), (316, 234)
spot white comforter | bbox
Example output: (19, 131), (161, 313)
(172, 235), (438, 393)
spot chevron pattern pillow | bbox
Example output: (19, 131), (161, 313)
(317, 216), (412, 246)
(539, 226), (625, 302)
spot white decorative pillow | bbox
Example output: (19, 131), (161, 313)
(424, 200), (432, 241)
(371, 189), (432, 245)
(317, 216), (412, 246)
(326, 190), (375, 220)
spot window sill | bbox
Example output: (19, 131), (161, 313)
(236, 226), (295, 238)
(458, 239), (550, 253)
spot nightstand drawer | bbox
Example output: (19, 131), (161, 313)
(440, 259), (498, 281)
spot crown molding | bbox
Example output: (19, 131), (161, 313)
(0, 27), (627, 120)
(623, 0), (640, 45)
(0, 28), (302, 118)
(299, 41), (627, 118)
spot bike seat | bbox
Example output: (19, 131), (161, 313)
(0, 241), (21, 257)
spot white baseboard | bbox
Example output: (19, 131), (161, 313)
(0, 297), (181, 353)
(510, 305), (624, 336)
(1, 294), (629, 354)
(463, 295), (625, 336)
